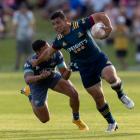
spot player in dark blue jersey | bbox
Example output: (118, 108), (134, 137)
(23, 39), (89, 130)
(31, 11), (134, 132)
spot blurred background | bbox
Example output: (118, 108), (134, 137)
(0, 0), (140, 71)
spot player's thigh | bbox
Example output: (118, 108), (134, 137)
(101, 65), (119, 83)
(30, 82), (48, 106)
(31, 101), (50, 122)
(52, 78), (78, 98)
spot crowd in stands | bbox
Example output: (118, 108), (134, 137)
(0, 0), (140, 70)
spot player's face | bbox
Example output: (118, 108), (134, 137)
(51, 17), (67, 34)
(36, 45), (47, 57)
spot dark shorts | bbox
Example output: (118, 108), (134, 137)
(16, 39), (32, 54)
(79, 53), (112, 88)
(28, 72), (61, 107)
(116, 50), (127, 58)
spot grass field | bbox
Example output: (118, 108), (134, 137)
(0, 71), (140, 140)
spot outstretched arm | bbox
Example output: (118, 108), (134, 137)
(32, 46), (57, 67)
(24, 70), (52, 84)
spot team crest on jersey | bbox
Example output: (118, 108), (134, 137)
(78, 32), (83, 38)
(62, 41), (67, 47)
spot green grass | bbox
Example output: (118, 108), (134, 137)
(0, 72), (140, 140)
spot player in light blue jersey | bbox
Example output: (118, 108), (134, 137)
(31, 11), (134, 132)
(23, 39), (89, 130)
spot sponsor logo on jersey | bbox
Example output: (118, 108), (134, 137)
(66, 39), (87, 53)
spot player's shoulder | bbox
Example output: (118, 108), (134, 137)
(24, 54), (36, 66)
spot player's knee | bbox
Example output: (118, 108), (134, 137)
(40, 117), (50, 123)
(71, 90), (79, 99)
(107, 75), (118, 84)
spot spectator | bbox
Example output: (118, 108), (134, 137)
(0, 17), (4, 38)
(91, 0), (111, 12)
(132, 4), (140, 63)
(105, 2), (119, 45)
(12, 2), (35, 70)
(0, 6), (6, 38)
(43, 0), (67, 19)
(113, 16), (129, 70)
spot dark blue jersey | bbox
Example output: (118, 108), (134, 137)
(52, 16), (103, 66)
(24, 51), (65, 76)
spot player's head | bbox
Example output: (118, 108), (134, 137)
(50, 10), (68, 34)
(32, 40), (48, 56)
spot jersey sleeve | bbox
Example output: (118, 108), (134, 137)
(24, 61), (34, 75)
(52, 38), (63, 50)
(78, 16), (95, 31)
(56, 51), (67, 68)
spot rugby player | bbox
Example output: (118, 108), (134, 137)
(31, 11), (134, 132)
(23, 39), (89, 130)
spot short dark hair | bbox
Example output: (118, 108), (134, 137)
(50, 10), (66, 20)
(32, 39), (46, 52)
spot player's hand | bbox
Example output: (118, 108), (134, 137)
(62, 69), (72, 80)
(100, 26), (112, 39)
(31, 59), (38, 67)
(40, 70), (51, 79)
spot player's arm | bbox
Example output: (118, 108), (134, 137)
(91, 12), (112, 38)
(24, 72), (42, 84)
(56, 51), (71, 80)
(24, 71), (52, 84)
(24, 61), (51, 84)
(79, 12), (112, 38)
(32, 44), (57, 67)
(24, 62), (43, 84)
